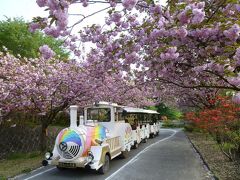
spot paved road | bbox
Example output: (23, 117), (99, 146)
(17, 129), (211, 180)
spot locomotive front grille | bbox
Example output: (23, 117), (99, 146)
(58, 142), (81, 159)
(69, 145), (80, 157)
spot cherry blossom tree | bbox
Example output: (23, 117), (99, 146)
(0, 51), (154, 150)
(32, 0), (240, 105)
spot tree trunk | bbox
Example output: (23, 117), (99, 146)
(39, 103), (69, 152)
(40, 122), (48, 152)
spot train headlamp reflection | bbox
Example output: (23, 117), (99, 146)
(45, 152), (53, 160)
(87, 151), (94, 163)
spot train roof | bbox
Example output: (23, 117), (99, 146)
(123, 107), (159, 114)
(84, 101), (159, 114)
(84, 101), (120, 108)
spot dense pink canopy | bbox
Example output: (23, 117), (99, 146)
(31, 0), (240, 108)
(0, 52), (154, 116)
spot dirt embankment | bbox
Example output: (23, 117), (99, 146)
(186, 132), (240, 180)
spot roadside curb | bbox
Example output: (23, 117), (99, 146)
(13, 166), (46, 180)
(185, 133), (219, 180)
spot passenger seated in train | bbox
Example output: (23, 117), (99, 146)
(131, 119), (138, 130)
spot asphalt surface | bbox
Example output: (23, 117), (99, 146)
(17, 129), (211, 180)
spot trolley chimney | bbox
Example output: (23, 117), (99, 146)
(70, 105), (78, 128)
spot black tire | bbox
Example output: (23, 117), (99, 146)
(150, 133), (155, 138)
(56, 166), (65, 171)
(143, 138), (147, 143)
(98, 154), (110, 174)
(132, 142), (139, 149)
(85, 164), (91, 170)
(119, 151), (128, 159)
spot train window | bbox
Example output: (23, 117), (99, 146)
(116, 108), (124, 122)
(87, 108), (111, 122)
(117, 112), (124, 121)
(152, 114), (157, 123)
(143, 114), (149, 123)
(125, 114), (136, 125)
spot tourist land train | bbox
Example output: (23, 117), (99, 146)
(42, 101), (161, 174)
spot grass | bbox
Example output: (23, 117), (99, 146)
(0, 124), (62, 179)
(0, 152), (43, 179)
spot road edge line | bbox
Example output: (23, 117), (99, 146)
(185, 133), (218, 180)
(23, 167), (56, 180)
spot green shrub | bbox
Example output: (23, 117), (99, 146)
(0, 176), (7, 180)
(184, 125), (194, 132)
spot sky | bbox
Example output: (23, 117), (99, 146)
(0, 0), (112, 27)
(0, 0), (47, 21)
(0, 0), (167, 25)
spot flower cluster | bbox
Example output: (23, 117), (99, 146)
(233, 48), (240, 66)
(39, 45), (56, 59)
(223, 24), (240, 41)
(122, 0), (138, 11)
(185, 95), (240, 160)
(177, 2), (205, 25)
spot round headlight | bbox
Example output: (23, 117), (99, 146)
(45, 152), (51, 160)
(87, 151), (94, 162)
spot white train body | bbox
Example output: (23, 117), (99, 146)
(43, 102), (160, 173)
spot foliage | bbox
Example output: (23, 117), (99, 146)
(184, 124), (194, 132)
(0, 18), (69, 60)
(161, 120), (185, 128)
(155, 103), (182, 120)
(185, 96), (240, 161)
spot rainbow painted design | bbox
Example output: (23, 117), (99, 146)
(58, 129), (82, 146)
(83, 125), (107, 155)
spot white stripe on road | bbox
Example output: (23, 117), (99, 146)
(23, 167), (56, 180)
(105, 129), (177, 180)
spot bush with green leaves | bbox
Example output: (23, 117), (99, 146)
(0, 18), (69, 60)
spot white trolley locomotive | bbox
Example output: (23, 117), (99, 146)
(43, 102), (133, 174)
(42, 102), (160, 174)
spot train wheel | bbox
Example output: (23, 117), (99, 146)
(56, 166), (65, 171)
(150, 134), (155, 138)
(133, 142), (138, 149)
(98, 154), (110, 174)
(119, 151), (128, 159)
